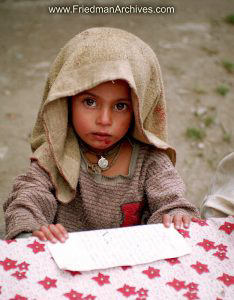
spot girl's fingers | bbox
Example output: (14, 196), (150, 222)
(32, 224), (68, 243)
(163, 214), (172, 227)
(56, 224), (69, 239)
(32, 230), (47, 241)
(172, 214), (183, 229)
(182, 215), (191, 228)
(48, 224), (66, 243)
(51, 224), (68, 242)
(40, 225), (57, 243)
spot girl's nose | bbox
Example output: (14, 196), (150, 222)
(96, 108), (112, 125)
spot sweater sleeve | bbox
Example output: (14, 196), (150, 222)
(145, 150), (200, 224)
(3, 161), (58, 240)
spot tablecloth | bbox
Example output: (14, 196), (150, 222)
(0, 216), (233, 300)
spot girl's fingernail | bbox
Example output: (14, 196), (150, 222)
(185, 223), (189, 227)
(52, 239), (56, 243)
(61, 237), (65, 242)
(176, 225), (180, 229)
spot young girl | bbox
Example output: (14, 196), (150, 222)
(3, 27), (200, 243)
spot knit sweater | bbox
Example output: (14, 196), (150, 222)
(3, 140), (200, 240)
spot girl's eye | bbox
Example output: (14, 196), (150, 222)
(115, 103), (128, 111)
(84, 98), (96, 107)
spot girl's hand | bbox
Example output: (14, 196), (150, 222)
(162, 214), (190, 229)
(32, 224), (68, 243)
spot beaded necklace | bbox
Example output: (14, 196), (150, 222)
(79, 138), (123, 174)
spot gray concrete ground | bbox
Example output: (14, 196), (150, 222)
(0, 0), (234, 237)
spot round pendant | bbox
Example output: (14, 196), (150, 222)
(98, 156), (108, 169)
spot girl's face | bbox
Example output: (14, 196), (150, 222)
(72, 80), (133, 151)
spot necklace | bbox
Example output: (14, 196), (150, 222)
(79, 138), (123, 174)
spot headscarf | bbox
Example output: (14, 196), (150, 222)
(30, 27), (176, 204)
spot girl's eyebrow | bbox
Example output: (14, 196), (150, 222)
(78, 91), (131, 102)
(78, 91), (97, 98)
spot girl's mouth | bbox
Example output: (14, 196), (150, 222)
(92, 133), (111, 141)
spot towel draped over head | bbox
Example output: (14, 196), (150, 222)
(30, 27), (176, 204)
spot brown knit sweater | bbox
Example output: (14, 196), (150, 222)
(3, 140), (200, 240)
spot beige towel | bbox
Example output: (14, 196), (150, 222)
(30, 27), (176, 204)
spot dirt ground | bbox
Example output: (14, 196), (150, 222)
(0, 0), (233, 237)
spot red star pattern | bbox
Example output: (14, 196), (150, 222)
(0, 257), (17, 271)
(121, 266), (132, 270)
(12, 271), (27, 280)
(217, 273), (234, 287)
(5, 240), (17, 244)
(142, 266), (160, 279)
(191, 261), (209, 275)
(165, 258), (181, 265)
(186, 282), (199, 292)
(38, 276), (57, 290)
(166, 278), (187, 291)
(177, 229), (190, 238)
(183, 291), (199, 299)
(215, 243), (227, 252)
(9, 295), (27, 300)
(192, 218), (208, 226)
(219, 222), (234, 234)
(65, 270), (82, 276)
(213, 251), (229, 261)
(136, 288), (148, 297)
(196, 239), (216, 251)
(64, 289), (83, 299)
(92, 273), (110, 286)
(27, 240), (45, 254)
(83, 295), (96, 300)
(117, 284), (136, 297)
(1, 217), (233, 299)
(17, 261), (30, 271)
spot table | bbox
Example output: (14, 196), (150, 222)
(0, 216), (233, 300)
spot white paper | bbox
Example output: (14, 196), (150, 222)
(47, 224), (191, 271)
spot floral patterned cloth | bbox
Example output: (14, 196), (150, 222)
(0, 216), (233, 300)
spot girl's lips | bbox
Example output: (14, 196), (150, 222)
(92, 133), (111, 141)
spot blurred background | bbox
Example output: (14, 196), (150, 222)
(0, 0), (234, 237)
